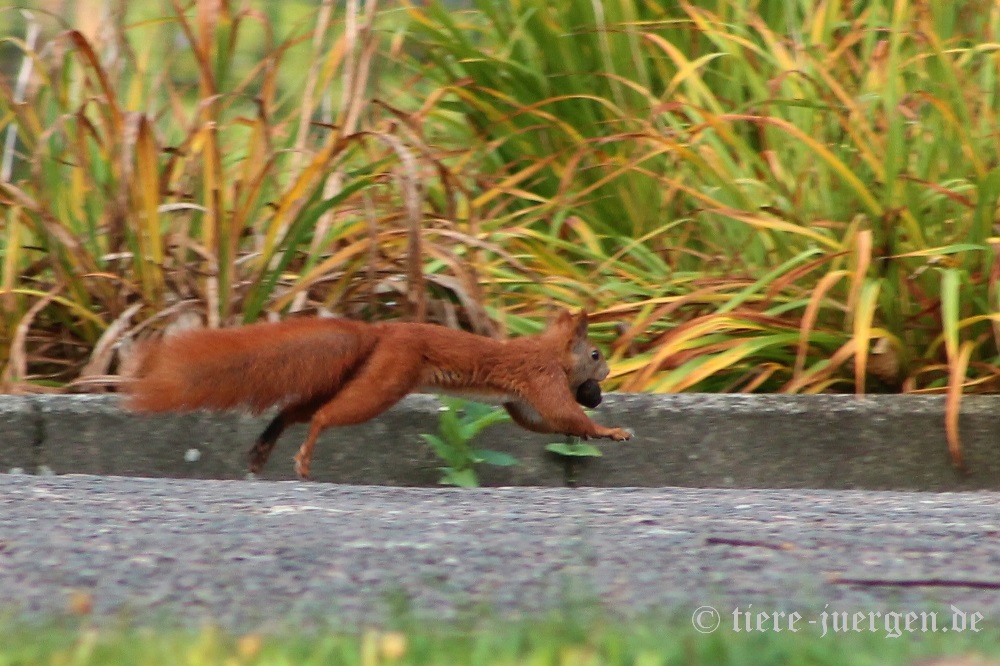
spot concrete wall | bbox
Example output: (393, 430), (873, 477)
(2, 394), (998, 490)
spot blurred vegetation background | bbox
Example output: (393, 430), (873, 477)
(1, 0), (999, 460)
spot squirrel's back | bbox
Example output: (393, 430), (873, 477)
(125, 318), (379, 413)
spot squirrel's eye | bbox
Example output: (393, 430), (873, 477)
(591, 349), (600, 361)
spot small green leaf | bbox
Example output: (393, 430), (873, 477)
(441, 468), (479, 488)
(438, 409), (463, 446)
(461, 409), (512, 440)
(419, 434), (444, 451)
(462, 401), (494, 420)
(545, 442), (603, 457)
(421, 434), (461, 467)
(439, 396), (466, 411)
(472, 449), (518, 466)
(940, 268), (962, 361)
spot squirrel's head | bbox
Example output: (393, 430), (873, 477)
(548, 309), (610, 390)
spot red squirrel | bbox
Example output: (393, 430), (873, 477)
(125, 309), (630, 479)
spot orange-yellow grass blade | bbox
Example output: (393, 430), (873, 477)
(650, 333), (799, 394)
(795, 269), (848, 379)
(134, 114), (164, 302)
(783, 338), (856, 394)
(945, 340), (975, 471)
(270, 238), (373, 313)
(851, 280), (881, 396)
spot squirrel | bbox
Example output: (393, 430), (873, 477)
(124, 309), (631, 479)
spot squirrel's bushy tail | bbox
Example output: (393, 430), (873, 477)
(125, 318), (378, 414)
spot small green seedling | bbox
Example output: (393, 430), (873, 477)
(545, 438), (603, 458)
(547, 436), (605, 487)
(422, 397), (517, 487)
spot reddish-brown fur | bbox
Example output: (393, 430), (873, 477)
(125, 310), (631, 479)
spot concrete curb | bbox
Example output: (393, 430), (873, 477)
(1, 394), (998, 490)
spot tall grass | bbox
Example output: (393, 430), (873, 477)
(404, 0), (1000, 463)
(0, 0), (489, 390)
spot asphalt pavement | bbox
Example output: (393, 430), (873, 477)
(1, 474), (999, 635)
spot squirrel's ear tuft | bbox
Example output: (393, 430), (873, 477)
(553, 308), (574, 326)
(547, 308), (572, 333)
(547, 308), (576, 338)
(547, 308), (590, 344)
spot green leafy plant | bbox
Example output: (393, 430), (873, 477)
(545, 438), (603, 459)
(421, 397), (517, 487)
(547, 436), (605, 487)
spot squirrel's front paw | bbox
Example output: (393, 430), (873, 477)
(293, 454), (312, 480)
(605, 427), (633, 441)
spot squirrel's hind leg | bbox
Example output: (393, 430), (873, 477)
(292, 345), (423, 480)
(247, 413), (287, 474)
(247, 398), (329, 474)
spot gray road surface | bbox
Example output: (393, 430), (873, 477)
(1, 474), (999, 634)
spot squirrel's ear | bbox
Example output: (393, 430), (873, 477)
(548, 308), (573, 332)
(553, 308), (574, 325)
(547, 308), (576, 338)
(548, 308), (589, 343)
(573, 310), (589, 340)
